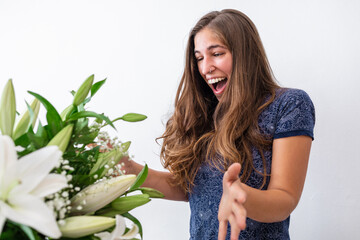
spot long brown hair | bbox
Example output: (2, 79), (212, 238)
(159, 9), (280, 193)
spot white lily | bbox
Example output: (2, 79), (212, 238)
(0, 135), (68, 238)
(94, 215), (139, 240)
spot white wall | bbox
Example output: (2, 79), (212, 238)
(1, 0), (359, 239)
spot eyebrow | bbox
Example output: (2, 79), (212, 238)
(194, 44), (227, 54)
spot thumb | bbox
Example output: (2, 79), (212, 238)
(223, 163), (241, 184)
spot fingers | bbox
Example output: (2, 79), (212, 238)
(231, 201), (247, 230)
(218, 221), (228, 240)
(219, 204), (247, 240)
(219, 163), (247, 239)
(228, 214), (241, 240)
(120, 155), (130, 162)
(115, 156), (133, 175)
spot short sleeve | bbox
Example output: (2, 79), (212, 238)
(274, 89), (315, 140)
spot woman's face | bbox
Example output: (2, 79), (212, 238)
(194, 27), (233, 101)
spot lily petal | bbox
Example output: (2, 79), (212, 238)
(31, 173), (68, 198)
(1, 194), (61, 238)
(120, 223), (139, 239)
(94, 231), (112, 240)
(0, 210), (6, 234)
(0, 135), (17, 180)
(94, 215), (126, 240)
(111, 215), (126, 239)
(94, 215), (139, 240)
(12, 146), (62, 195)
(0, 135), (18, 194)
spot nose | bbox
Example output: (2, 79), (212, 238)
(200, 57), (215, 75)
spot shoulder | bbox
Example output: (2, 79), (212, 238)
(276, 88), (313, 106)
(262, 88), (315, 116)
(272, 88), (315, 116)
(258, 88), (316, 140)
(272, 88), (316, 139)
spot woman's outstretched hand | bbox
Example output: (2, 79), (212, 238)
(218, 163), (247, 240)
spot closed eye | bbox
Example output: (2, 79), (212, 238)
(214, 52), (224, 57)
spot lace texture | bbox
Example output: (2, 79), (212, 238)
(188, 88), (315, 240)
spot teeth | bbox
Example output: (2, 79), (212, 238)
(208, 78), (225, 84)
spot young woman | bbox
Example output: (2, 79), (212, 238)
(121, 9), (315, 240)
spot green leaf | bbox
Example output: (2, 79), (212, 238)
(25, 101), (36, 131)
(95, 207), (124, 218)
(28, 91), (63, 137)
(27, 130), (46, 149)
(129, 164), (148, 191)
(75, 131), (98, 145)
(67, 111), (115, 129)
(14, 130), (31, 147)
(15, 125), (46, 151)
(35, 121), (47, 139)
(18, 224), (36, 240)
(82, 78), (106, 105)
(113, 113), (147, 123)
(77, 101), (86, 112)
(91, 79), (106, 97)
(60, 236), (99, 240)
(5, 221), (42, 240)
(121, 212), (143, 239)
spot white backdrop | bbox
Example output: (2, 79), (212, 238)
(1, 0), (359, 239)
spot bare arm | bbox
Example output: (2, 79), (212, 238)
(243, 135), (312, 222)
(120, 157), (188, 202)
(218, 135), (312, 239)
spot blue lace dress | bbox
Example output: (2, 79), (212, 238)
(188, 88), (315, 240)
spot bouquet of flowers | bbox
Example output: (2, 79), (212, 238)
(0, 75), (163, 240)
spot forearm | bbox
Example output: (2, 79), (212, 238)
(123, 159), (188, 202)
(241, 136), (311, 223)
(241, 183), (298, 223)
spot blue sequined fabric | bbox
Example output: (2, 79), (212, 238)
(188, 88), (315, 240)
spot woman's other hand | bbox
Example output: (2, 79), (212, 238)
(218, 163), (247, 240)
(117, 155), (135, 175)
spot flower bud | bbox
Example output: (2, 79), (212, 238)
(111, 194), (151, 214)
(73, 75), (94, 106)
(120, 113), (147, 122)
(60, 104), (75, 121)
(139, 187), (165, 198)
(0, 79), (16, 137)
(121, 141), (131, 152)
(59, 216), (115, 238)
(47, 124), (74, 153)
(13, 98), (40, 140)
(70, 174), (136, 215)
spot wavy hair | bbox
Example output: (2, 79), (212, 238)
(159, 9), (280, 193)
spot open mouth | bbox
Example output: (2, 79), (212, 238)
(207, 77), (228, 93)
